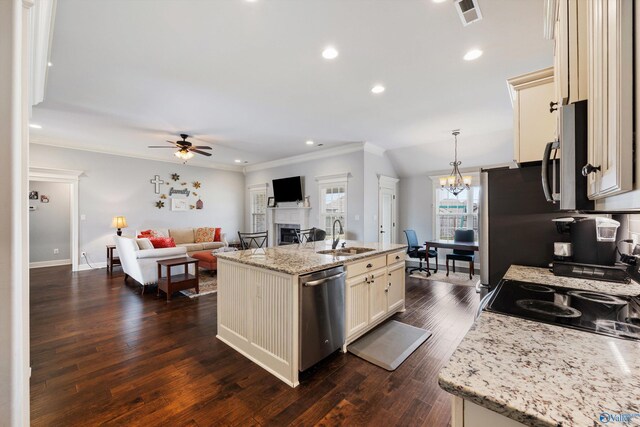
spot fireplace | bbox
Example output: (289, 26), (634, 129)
(279, 226), (300, 245)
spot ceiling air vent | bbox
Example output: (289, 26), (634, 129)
(454, 0), (483, 26)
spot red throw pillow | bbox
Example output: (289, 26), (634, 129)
(138, 229), (155, 238)
(213, 228), (222, 242)
(149, 237), (176, 248)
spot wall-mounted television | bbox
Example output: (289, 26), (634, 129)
(273, 176), (303, 203)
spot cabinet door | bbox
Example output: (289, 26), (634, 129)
(554, 3), (569, 105)
(346, 274), (369, 338)
(586, 0), (633, 199)
(368, 269), (388, 324)
(387, 262), (405, 313)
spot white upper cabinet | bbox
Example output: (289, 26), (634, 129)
(508, 68), (558, 164)
(585, 0), (633, 199)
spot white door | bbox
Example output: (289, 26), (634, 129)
(379, 188), (394, 245)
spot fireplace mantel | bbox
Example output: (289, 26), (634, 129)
(267, 207), (311, 246)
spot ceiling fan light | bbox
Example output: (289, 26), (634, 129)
(174, 150), (194, 160)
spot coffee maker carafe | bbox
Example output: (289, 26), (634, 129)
(571, 217), (620, 266)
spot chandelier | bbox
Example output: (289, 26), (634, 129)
(439, 130), (471, 196)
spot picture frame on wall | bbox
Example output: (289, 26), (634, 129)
(267, 197), (276, 208)
(29, 191), (38, 200)
(171, 198), (188, 211)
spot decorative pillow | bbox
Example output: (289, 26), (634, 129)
(214, 227), (222, 242)
(135, 238), (154, 250)
(138, 229), (165, 238)
(169, 228), (195, 245)
(149, 237), (176, 248)
(195, 227), (216, 243)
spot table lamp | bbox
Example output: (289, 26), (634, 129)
(111, 216), (128, 236)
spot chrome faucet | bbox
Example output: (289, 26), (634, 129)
(332, 219), (344, 249)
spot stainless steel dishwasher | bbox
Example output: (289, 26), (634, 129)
(299, 265), (346, 371)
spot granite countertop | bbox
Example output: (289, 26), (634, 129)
(215, 240), (407, 275)
(438, 265), (640, 427)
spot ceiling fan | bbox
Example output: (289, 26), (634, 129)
(148, 134), (212, 160)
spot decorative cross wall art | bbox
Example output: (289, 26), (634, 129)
(150, 175), (165, 194)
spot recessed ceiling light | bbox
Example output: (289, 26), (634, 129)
(322, 46), (339, 60)
(29, 123), (42, 129)
(371, 85), (385, 94)
(47, 62), (53, 67)
(463, 49), (483, 61)
(306, 140), (315, 145)
(234, 159), (242, 163)
(432, 0), (447, 3)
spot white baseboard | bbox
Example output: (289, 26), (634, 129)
(29, 259), (71, 269)
(77, 261), (107, 271)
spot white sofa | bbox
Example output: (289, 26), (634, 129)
(134, 227), (228, 255)
(114, 236), (188, 291)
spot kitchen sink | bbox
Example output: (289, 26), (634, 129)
(317, 247), (375, 256)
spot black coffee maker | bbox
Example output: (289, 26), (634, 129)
(570, 217), (620, 266)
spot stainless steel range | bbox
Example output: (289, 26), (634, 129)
(484, 280), (640, 341)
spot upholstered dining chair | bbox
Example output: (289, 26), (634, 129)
(296, 227), (326, 244)
(404, 229), (437, 276)
(446, 229), (475, 280)
(238, 231), (268, 250)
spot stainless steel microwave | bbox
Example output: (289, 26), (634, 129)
(541, 100), (594, 211)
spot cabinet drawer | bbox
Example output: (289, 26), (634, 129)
(346, 255), (386, 278)
(386, 250), (405, 265)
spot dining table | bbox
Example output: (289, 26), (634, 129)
(424, 240), (480, 275)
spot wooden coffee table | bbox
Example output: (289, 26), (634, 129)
(156, 257), (199, 301)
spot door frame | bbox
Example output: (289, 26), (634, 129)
(29, 167), (82, 271)
(377, 175), (399, 244)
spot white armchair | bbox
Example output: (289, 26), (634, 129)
(114, 236), (188, 292)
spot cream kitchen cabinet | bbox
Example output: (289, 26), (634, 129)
(547, 0), (588, 105)
(344, 253), (406, 346)
(584, 0), (633, 199)
(507, 68), (558, 163)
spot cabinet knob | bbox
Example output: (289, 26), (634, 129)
(395, 255), (400, 260)
(366, 263), (373, 269)
(581, 163), (601, 177)
(549, 101), (558, 113)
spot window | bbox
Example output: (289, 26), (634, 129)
(433, 175), (479, 241)
(317, 174), (349, 239)
(249, 185), (267, 233)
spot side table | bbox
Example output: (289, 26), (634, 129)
(106, 244), (121, 274)
(156, 257), (200, 301)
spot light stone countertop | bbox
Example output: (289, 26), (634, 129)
(438, 265), (640, 427)
(215, 240), (407, 275)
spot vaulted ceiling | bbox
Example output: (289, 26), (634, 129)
(31, 0), (552, 174)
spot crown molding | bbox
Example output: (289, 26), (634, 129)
(30, 138), (244, 172)
(315, 172), (351, 183)
(243, 142), (365, 173)
(363, 142), (386, 157)
(29, 166), (83, 180)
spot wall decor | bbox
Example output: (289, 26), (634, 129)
(150, 175), (165, 194)
(29, 191), (38, 200)
(169, 187), (190, 197)
(196, 198), (203, 209)
(171, 173), (180, 181)
(155, 200), (165, 209)
(193, 192), (198, 197)
(40, 195), (49, 203)
(192, 181), (201, 189)
(267, 196), (276, 208)
(180, 182), (187, 186)
(190, 204), (195, 210)
(160, 194), (167, 199)
(171, 198), (188, 211)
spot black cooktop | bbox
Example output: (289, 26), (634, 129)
(485, 280), (640, 341)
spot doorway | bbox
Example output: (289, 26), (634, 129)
(378, 175), (399, 244)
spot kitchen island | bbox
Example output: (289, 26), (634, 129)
(215, 241), (407, 387)
(438, 265), (640, 427)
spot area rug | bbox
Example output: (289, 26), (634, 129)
(348, 320), (432, 371)
(180, 269), (217, 298)
(410, 270), (479, 288)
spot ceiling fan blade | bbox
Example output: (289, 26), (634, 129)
(191, 149), (212, 157)
(166, 140), (180, 145)
(193, 146), (212, 149)
(148, 145), (177, 148)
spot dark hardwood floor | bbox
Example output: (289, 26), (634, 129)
(30, 266), (479, 426)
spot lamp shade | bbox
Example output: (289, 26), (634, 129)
(111, 216), (128, 229)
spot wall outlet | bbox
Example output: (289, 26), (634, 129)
(81, 251), (87, 257)
(53, 248), (59, 254)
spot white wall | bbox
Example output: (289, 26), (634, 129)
(398, 175), (433, 244)
(30, 144), (245, 268)
(245, 150), (366, 240)
(28, 181), (71, 264)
